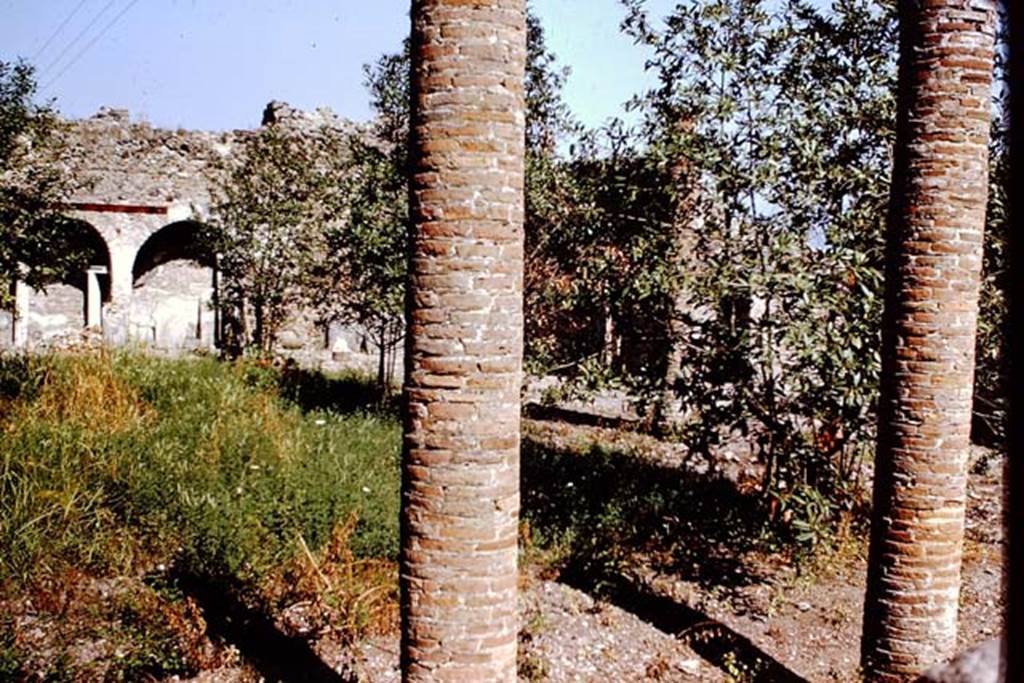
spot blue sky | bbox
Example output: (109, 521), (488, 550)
(1, 0), (677, 131)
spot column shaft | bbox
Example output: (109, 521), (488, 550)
(13, 280), (29, 348)
(401, 1), (527, 681)
(861, 1), (997, 679)
(86, 268), (103, 328)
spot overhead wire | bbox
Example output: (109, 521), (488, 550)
(31, 0), (92, 64)
(41, 0), (142, 94)
(38, 0), (120, 81)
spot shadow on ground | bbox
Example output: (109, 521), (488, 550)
(276, 363), (398, 417)
(521, 430), (770, 589)
(524, 402), (641, 430)
(564, 573), (809, 682)
(176, 573), (353, 683)
(521, 427), (808, 681)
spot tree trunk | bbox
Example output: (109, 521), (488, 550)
(253, 300), (264, 353)
(376, 321), (388, 403)
(602, 303), (616, 370)
(861, 2), (997, 680)
(226, 297), (247, 359)
(656, 288), (688, 432)
(401, 2), (526, 681)
(657, 117), (702, 434)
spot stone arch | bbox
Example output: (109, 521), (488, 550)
(19, 218), (112, 343)
(129, 221), (216, 350)
(132, 220), (212, 281)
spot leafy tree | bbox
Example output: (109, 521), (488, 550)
(1, 59), (88, 309)
(615, 0), (1010, 534)
(622, 0), (898, 526)
(205, 123), (346, 355)
(525, 119), (677, 384)
(522, 12), (681, 386)
(317, 42), (410, 396)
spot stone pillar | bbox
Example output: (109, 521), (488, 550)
(861, 2), (997, 680)
(108, 246), (134, 307)
(212, 259), (221, 349)
(86, 266), (105, 329)
(104, 246), (135, 346)
(401, 1), (526, 681)
(12, 279), (29, 348)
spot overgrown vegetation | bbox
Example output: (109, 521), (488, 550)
(524, 0), (1008, 540)
(0, 2), (1012, 676)
(0, 352), (400, 679)
(617, 0), (898, 522)
(204, 124), (348, 355)
(317, 42), (412, 397)
(195, 0), (1008, 551)
(520, 428), (852, 593)
(1, 59), (92, 309)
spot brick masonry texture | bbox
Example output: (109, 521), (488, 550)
(861, 1), (997, 681)
(401, 1), (527, 681)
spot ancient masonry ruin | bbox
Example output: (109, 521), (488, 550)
(0, 102), (372, 365)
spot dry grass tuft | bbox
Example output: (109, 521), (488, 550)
(24, 351), (149, 432)
(267, 512), (399, 643)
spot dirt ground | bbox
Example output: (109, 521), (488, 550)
(6, 418), (1005, 682)
(348, 420), (1005, 683)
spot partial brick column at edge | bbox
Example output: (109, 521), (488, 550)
(401, 1), (526, 682)
(861, 1), (997, 681)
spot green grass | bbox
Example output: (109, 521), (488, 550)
(0, 351), (401, 678)
(0, 351), (400, 583)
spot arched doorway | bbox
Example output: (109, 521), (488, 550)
(16, 219), (111, 344)
(130, 221), (215, 350)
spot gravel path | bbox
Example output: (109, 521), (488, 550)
(352, 578), (722, 683)
(311, 429), (1008, 683)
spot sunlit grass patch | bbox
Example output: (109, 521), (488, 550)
(0, 351), (400, 678)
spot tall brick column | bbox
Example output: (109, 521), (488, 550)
(861, 1), (997, 680)
(401, 1), (526, 681)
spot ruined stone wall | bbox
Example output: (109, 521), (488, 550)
(61, 107), (227, 209)
(132, 261), (215, 350)
(25, 285), (85, 343)
(4, 102), (378, 368)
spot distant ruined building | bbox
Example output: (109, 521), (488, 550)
(1, 102), (371, 364)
